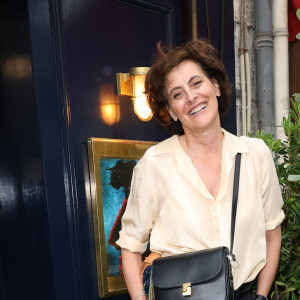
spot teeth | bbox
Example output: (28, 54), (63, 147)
(189, 103), (207, 115)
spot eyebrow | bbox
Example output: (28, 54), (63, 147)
(168, 86), (181, 98)
(168, 75), (203, 97)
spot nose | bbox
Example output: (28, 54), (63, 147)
(186, 89), (197, 103)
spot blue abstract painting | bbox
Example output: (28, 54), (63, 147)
(99, 158), (138, 277)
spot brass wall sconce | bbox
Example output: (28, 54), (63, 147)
(116, 67), (153, 121)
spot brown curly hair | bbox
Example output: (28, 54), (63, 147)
(145, 39), (232, 135)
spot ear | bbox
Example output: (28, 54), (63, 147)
(212, 79), (221, 97)
(166, 105), (178, 122)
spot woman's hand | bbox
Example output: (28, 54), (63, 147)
(121, 248), (147, 300)
(256, 225), (282, 297)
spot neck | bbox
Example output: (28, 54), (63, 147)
(179, 125), (223, 159)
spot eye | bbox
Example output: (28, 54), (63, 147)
(192, 79), (202, 87)
(171, 91), (183, 100)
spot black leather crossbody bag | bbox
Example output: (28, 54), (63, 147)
(149, 153), (241, 300)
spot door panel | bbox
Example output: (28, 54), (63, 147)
(57, 1), (184, 299)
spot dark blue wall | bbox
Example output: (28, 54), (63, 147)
(0, 0), (235, 299)
(195, 0), (236, 131)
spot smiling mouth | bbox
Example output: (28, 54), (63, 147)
(189, 103), (207, 115)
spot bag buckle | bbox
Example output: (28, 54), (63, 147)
(182, 282), (192, 297)
(227, 254), (239, 269)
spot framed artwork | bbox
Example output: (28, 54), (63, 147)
(87, 138), (156, 298)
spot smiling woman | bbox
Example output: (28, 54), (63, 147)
(116, 40), (284, 300)
(165, 60), (221, 136)
(145, 39), (232, 135)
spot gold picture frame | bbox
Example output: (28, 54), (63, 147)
(87, 138), (156, 298)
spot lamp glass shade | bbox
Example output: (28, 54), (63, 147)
(132, 75), (152, 121)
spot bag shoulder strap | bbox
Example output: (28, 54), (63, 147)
(230, 153), (241, 253)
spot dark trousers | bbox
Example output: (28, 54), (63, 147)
(234, 282), (254, 300)
(235, 294), (255, 300)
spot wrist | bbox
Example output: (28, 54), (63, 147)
(133, 292), (146, 300)
(255, 295), (268, 300)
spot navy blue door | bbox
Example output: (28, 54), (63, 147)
(54, 1), (186, 299)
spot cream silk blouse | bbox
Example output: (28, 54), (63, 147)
(116, 129), (285, 289)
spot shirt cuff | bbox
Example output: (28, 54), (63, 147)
(116, 230), (148, 253)
(265, 210), (285, 231)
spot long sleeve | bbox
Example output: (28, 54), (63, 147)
(116, 165), (158, 253)
(258, 139), (285, 230)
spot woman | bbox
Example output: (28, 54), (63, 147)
(116, 40), (284, 300)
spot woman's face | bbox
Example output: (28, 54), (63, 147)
(165, 60), (221, 134)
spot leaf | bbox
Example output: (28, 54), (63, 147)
(282, 233), (289, 239)
(276, 281), (286, 286)
(291, 224), (300, 230)
(293, 93), (300, 103)
(297, 8), (300, 21)
(288, 175), (300, 182)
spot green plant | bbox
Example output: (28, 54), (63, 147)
(254, 94), (300, 300)
(296, 8), (300, 40)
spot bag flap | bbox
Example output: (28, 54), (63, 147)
(152, 247), (228, 289)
